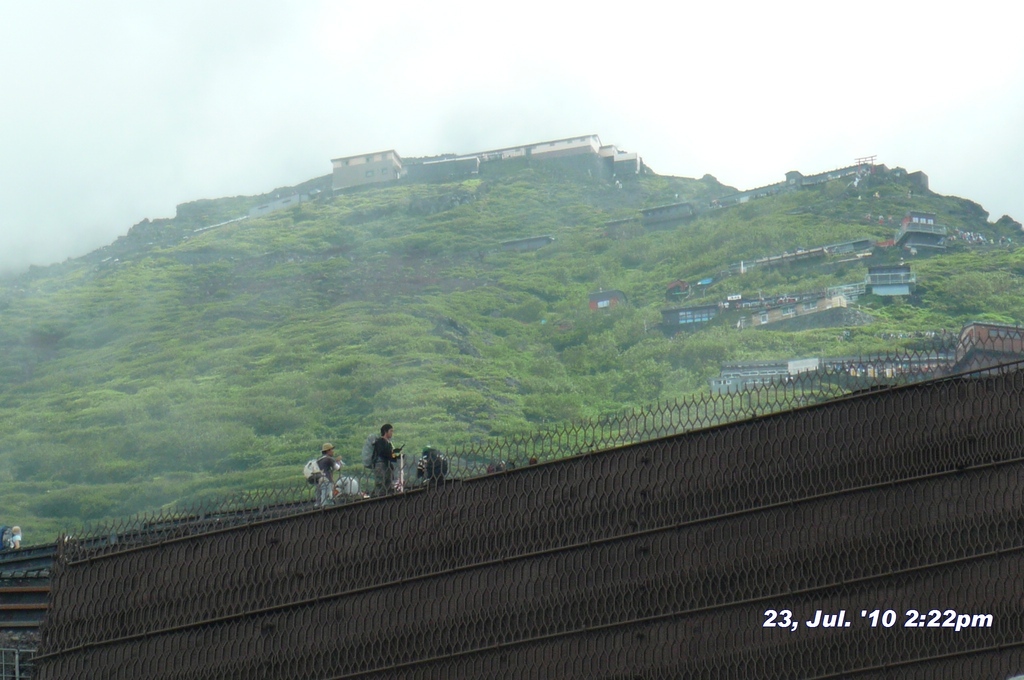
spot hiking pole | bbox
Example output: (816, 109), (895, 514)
(398, 451), (405, 493)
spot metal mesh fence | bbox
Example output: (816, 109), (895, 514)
(29, 344), (1024, 678)
(60, 327), (1023, 555)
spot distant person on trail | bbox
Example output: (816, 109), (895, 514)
(416, 446), (449, 485)
(1, 526), (21, 550)
(316, 443), (342, 507)
(371, 424), (403, 496)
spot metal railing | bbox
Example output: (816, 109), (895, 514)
(0, 649), (34, 680)
(899, 222), (946, 236)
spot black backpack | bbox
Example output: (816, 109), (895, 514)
(418, 450), (449, 481)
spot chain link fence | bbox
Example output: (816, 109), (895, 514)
(28, 327), (1024, 678)
(65, 328), (1018, 554)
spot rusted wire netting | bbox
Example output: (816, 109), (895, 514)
(30, 336), (1024, 678)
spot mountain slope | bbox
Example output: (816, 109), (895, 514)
(1, 160), (1020, 538)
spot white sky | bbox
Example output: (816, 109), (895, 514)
(2, 1), (1023, 275)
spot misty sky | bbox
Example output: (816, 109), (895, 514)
(2, 1), (1022, 275)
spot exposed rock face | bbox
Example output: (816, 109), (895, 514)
(995, 214), (1023, 232)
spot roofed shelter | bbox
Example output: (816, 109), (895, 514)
(589, 290), (627, 311)
(332, 150), (403, 191)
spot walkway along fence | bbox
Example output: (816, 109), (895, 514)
(63, 325), (1021, 550)
(30, 341), (1024, 677)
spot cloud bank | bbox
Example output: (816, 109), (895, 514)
(2, 1), (1022, 275)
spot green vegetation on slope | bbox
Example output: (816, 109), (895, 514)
(0, 161), (1018, 539)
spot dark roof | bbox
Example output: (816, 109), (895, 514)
(588, 290), (627, 301)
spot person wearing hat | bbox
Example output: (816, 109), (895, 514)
(315, 443), (342, 507)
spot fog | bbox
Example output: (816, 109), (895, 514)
(2, 1), (1022, 275)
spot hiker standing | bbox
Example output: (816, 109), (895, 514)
(371, 423), (403, 496)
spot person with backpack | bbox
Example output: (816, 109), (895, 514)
(1, 525), (21, 551)
(315, 443), (342, 507)
(361, 432), (381, 470)
(371, 423), (403, 496)
(416, 446), (449, 485)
